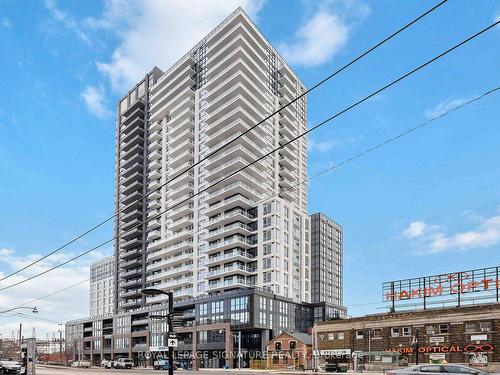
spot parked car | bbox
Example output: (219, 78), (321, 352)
(0, 358), (21, 374)
(114, 358), (133, 369)
(387, 364), (498, 375)
(324, 362), (338, 372)
(104, 360), (114, 369)
(153, 360), (178, 371)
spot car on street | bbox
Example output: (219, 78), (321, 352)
(387, 364), (498, 375)
(113, 357), (134, 369)
(0, 357), (21, 374)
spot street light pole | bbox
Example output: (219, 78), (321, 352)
(141, 288), (174, 375)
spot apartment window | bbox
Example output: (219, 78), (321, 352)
(263, 202), (272, 215)
(356, 330), (364, 339)
(263, 217), (272, 228)
(263, 258), (272, 269)
(263, 243), (272, 256)
(290, 341), (297, 350)
(426, 325), (435, 335)
(465, 323), (477, 333)
(391, 328), (400, 337)
(439, 324), (449, 334)
(275, 342), (282, 351)
(480, 322), (492, 332)
(230, 296), (248, 311)
(263, 230), (272, 242)
(402, 327), (412, 337)
(263, 272), (271, 283)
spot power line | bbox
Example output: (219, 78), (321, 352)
(0, 18), (497, 293)
(259, 86), (500, 204)
(0, 1), (448, 283)
(1, 278), (90, 312)
(0, 87), (495, 311)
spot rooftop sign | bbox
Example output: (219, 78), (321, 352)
(383, 266), (500, 310)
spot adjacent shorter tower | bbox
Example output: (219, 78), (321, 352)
(90, 256), (115, 317)
(310, 213), (343, 307)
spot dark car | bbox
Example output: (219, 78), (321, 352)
(325, 362), (339, 372)
(387, 364), (500, 375)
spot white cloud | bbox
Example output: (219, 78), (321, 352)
(425, 97), (472, 119)
(278, 0), (368, 67)
(401, 211), (500, 254)
(43, 0), (91, 45)
(402, 221), (427, 238)
(81, 85), (111, 119)
(0, 247), (109, 338)
(309, 138), (338, 152)
(1, 17), (11, 29)
(279, 10), (348, 67)
(92, 0), (265, 93)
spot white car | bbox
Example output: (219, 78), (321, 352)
(0, 358), (21, 374)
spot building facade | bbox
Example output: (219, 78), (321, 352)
(310, 213), (343, 306)
(90, 256), (115, 317)
(266, 331), (312, 370)
(313, 303), (500, 370)
(114, 7), (310, 314)
(67, 288), (335, 369)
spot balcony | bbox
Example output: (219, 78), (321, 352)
(149, 130), (162, 142)
(147, 262), (193, 275)
(206, 209), (255, 229)
(121, 248), (142, 261)
(169, 202), (194, 221)
(169, 127), (194, 148)
(147, 229), (161, 241)
(205, 222), (254, 242)
(147, 218), (161, 230)
(149, 121), (162, 132)
(205, 194), (254, 216)
(206, 264), (255, 278)
(169, 149), (194, 169)
(205, 249), (256, 267)
(121, 237), (142, 250)
(206, 181), (261, 205)
(167, 182), (194, 201)
(206, 277), (248, 292)
(167, 160), (194, 179)
(121, 267), (142, 279)
(167, 214), (193, 231)
(147, 250), (193, 266)
(148, 150), (162, 161)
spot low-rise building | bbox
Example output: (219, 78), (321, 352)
(266, 331), (312, 370)
(313, 303), (500, 370)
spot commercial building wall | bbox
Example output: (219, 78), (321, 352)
(313, 303), (500, 369)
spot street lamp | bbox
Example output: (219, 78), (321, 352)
(0, 306), (38, 314)
(141, 288), (174, 375)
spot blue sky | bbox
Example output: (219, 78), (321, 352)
(0, 0), (499, 336)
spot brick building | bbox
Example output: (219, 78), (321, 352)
(266, 331), (312, 370)
(313, 303), (500, 370)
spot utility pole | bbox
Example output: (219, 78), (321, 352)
(238, 331), (242, 370)
(58, 331), (62, 365)
(167, 291), (174, 375)
(19, 323), (22, 353)
(415, 329), (420, 365)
